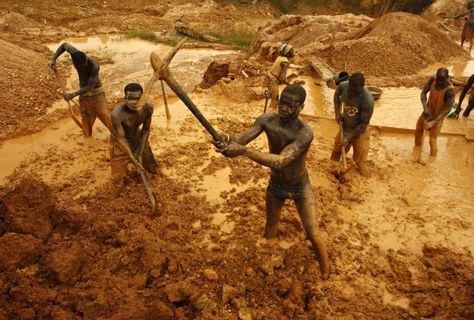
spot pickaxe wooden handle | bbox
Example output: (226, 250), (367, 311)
(150, 51), (221, 141)
(137, 37), (188, 109)
(66, 99), (83, 129)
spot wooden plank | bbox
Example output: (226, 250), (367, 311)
(308, 57), (336, 82)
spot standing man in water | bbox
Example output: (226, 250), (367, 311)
(413, 68), (454, 163)
(213, 84), (330, 279)
(49, 42), (113, 136)
(331, 72), (374, 176)
(109, 83), (160, 195)
(264, 43), (295, 110)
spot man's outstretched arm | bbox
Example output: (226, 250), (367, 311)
(219, 129), (313, 170)
(136, 105), (154, 162)
(49, 43), (80, 71)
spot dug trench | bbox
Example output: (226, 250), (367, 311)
(1, 6), (474, 320)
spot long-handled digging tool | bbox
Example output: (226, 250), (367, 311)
(137, 37), (187, 110)
(160, 80), (171, 120)
(135, 38), (187, 210)
(150, 51), (223, 142)
(339, 120), (347, 171)
(66, 98), (83, 129)
(263, 89), (271, 113)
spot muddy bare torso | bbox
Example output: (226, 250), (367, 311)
(110, 102), (153, 150)
(75, 57), (102, 91)
(260, 113), (311, 185)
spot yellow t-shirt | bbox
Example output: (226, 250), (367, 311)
(268, 56), (289, 79)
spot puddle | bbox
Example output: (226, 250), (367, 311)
(47, 35), (236, 102)
(0, 118), (108, 183)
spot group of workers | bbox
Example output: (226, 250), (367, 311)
(48, 34), (471, 278)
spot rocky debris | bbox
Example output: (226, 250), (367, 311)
(221, 284), (239, 304)
(165, 279), (197, 303)
(203, 268), (219, 281)
(1, 178), (54, 240)
(0, 233), (42, 270)
(45, 239), (92, 285)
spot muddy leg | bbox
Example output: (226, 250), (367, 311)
(109, 144), (130, 197)
(94, 94), (113, 133)
(428, 119), (443, 158)
(463, 99), (474, 117)
(264, 191), (285, 238)
(79, 99), (95, 137)
(413, 115), (425, 162)
(294, 182), (330, 278)
(267, 80), (279, 110)
(352, 128), (370, 177)
(330, 129), (342, 161)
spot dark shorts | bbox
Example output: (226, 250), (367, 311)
(267, 177), (305, 200)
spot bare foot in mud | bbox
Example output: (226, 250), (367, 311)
(411, 146), (422, 163)
(426, 155), (436, 164)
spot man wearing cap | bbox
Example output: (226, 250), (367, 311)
(264, 43), (295, 110)
(49, 42), (113, 136)
(331, 72), (374, 176)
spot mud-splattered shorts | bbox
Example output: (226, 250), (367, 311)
(109, 140), (159, 192)
(79, 88), (113, 136)
(267, 176), (307, 200)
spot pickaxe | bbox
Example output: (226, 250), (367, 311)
(149, 51), (222, 142)
(135, 38), (187, 210)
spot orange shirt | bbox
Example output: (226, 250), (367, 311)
(427, 81), (454, 118)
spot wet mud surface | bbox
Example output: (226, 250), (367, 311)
(1, 1), (474, 319)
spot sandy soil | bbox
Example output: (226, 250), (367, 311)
(0, 1), (473, 319)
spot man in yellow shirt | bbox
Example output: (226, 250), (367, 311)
(264, 44), (295, 110)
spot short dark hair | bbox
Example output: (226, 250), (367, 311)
(436, 67), (449, 78)
(124, 83), (143, 95)
(282, 84), (306, 104)
(71, 51), (87, 65)
(349, 72), (365, 88)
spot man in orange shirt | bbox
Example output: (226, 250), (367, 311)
(413, 68), (455, 163)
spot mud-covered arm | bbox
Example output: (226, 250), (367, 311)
(111, 110), (143, 170)
(49, 43), (80, 70)
(420, 77), (433, 118)
(347, 94), (374, 143)
(278, 61), (290, 84)
(457, 75), (474, 109)
(241, 129), (312, 170)
(136, 105), (154, 162)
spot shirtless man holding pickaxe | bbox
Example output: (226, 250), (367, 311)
(49, 43), (113, 136)
(151, 52), (330, 278)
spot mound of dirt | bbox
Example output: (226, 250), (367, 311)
(0, 39), (64, 142)
(0, 177), (55, 240)
(313, 12), (469, 77)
